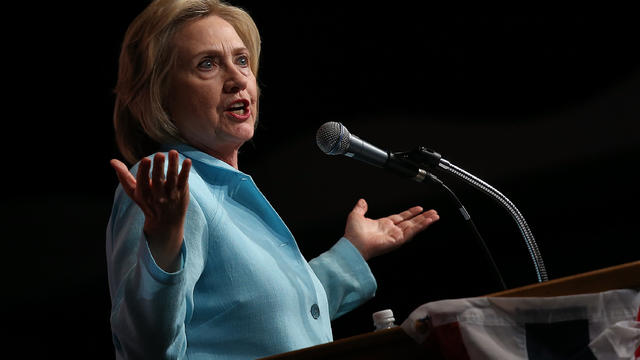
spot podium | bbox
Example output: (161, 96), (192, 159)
(260, 260), (640, 360)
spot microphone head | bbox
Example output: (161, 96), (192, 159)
(316, 122), (351, 155)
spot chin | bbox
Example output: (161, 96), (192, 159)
(234, 124), (255, 142)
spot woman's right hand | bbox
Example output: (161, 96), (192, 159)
(110, 150), (192, 272)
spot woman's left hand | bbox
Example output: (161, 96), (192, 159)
(344, 198), (439, 260)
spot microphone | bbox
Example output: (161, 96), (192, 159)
(315, 121), (430, 182)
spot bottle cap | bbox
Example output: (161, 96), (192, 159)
(372, 309), (395, 323)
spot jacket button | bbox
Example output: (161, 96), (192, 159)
(310, 304), (320, 319)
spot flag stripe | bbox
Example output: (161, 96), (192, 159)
(525, 319), (596, 359)
(635, 303), (640, 359)
(433, 322), (471, 360)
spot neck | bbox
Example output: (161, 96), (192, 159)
(214, 151), (239, 169)
(187, 139), (245, 169)
(201, 145), (240, 169)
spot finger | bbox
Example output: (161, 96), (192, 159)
(152, 153), (166, 182)
(424, 209), (440, 220)
(397, 210), (438, 231)
(137, 157), (152, 200)
(399, 210), (440, 240)
(387, 206), (424, 224)
(177, 158), (191, 192)
(350, 198), (368, 217)
(151, 153), (166, 197)
(165, 150), (179, 190)
(110, 159), (137, 198)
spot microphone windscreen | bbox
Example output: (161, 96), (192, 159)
(316, 122), (350, 155)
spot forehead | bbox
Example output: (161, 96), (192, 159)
(173, 15), (246, 55)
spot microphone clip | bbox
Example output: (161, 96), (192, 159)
(391, 147), (442, 170)
(389, 147), (443, 185)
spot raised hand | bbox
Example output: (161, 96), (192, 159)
(344, 198), (439, 260)
(110, 150), (192, 272)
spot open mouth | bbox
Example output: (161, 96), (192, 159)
(225, 99), (250, 118)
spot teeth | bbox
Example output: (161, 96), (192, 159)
(227, 101), (248, 115)
(228, 105), (246, 115)
(228, 102), (245, 109)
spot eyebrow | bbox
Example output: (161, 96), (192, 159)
(191, 46), (249, 60)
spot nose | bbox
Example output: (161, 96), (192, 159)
(223, 65), (248, 94)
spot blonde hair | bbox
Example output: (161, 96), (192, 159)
(113, 0), (261, 164)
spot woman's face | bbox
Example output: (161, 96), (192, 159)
(167, 15), (258, 159)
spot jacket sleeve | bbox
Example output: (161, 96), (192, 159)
(105, 161), (209, 359)
(308, 237), (377, 320)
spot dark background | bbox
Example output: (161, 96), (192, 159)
(5, 2), (639, 358)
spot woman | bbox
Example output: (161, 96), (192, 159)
(106, 0), (440, 358)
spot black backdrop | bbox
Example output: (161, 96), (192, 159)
(5, 2), (639, 358)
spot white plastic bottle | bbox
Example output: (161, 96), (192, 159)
(372, 309), (397, 331)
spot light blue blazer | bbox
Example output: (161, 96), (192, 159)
(106, 144), (377, 359)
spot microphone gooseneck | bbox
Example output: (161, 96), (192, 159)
(437, 160), (548, 283)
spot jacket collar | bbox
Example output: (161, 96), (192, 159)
(162, 143), (248, 176)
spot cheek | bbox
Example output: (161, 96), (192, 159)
(251, 96), (259, 115)
(193, 91), (222, 118)
(171, 84), (222, 128)
(247, 78), (260, 113)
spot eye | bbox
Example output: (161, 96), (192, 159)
(197, 58), (216, 70)
(236, 54), (249, 67)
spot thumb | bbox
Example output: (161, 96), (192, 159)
(350, 198), (368, 217)
(110, 159), (137, 198)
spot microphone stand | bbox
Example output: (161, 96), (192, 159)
(396, 147), (549, 284)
